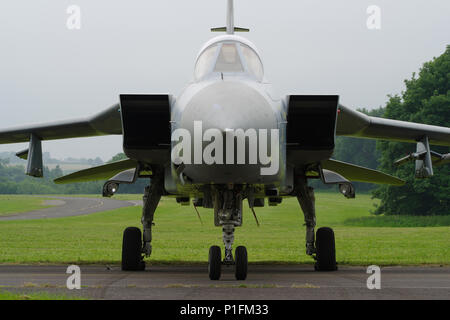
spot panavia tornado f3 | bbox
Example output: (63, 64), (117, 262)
(1, 0), (449, 280)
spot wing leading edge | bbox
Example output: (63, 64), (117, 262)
(336, 104), (450, 147)
(54, 159), (137, 184)
(0, 104), (122, 144)
(321, 159), (405, 186)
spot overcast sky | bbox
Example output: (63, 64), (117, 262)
(0, 0), (449, 160)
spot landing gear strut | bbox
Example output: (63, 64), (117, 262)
(295, 177), (337, 271)
(208, 185), (248, 280)
(121, 167), (164, 271)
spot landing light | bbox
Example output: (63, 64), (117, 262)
(103, 182), (119, 198)
(339, 183), (355, 199)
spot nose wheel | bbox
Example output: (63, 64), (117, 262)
(208, 245), (248, 280)
(234, 246), (248, 280)
(208, 246), (222, 280)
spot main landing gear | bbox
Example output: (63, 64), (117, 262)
(121, 168), (164, 271)
(295, 177), (337, 271)
(120, 172), (336, 277)
(314, 227), (337, 271)
(121, 227), (145, 271)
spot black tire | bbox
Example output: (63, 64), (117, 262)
(315, 227), (337, 271)
(208, 246), (222, 280)
(235, 246), (248, 280)
(121, 227), (145, 271)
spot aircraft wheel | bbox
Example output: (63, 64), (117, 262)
(208, 246), (222, 280)
(314, 227), (337, 271)
(235, 246), (248, 280)
(121, 227), (145, 271)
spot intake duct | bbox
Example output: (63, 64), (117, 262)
(286, 95), (339, 165)
(119, 94), (171, 163)
(286, 95), (339, 151)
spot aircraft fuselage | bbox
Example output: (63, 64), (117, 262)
(166, 35), (289, 196)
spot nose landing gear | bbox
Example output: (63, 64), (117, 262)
(234, 246), (248, 280)
(208, 245), (248, 281)
(208, 245), (222, 280)
(208, 185), (248, 280)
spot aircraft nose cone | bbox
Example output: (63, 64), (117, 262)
(180, 81), (277, 132)
(176, 80), (280, 184)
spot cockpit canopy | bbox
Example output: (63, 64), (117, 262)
(194, 41), (264, 82)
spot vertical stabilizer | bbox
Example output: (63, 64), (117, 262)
(226, 0), (235, 34)
(211, 0), (249, 33)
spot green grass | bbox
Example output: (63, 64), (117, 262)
(0, 193), (448, 266)
(38, 194), (144, 201)
(0, 290), (86, 300)
(0, 195), (52, 216)
(344, 214), (450, 227)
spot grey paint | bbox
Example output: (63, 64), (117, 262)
(0, 104), (121, 144)
(337, 105), (450, 146)
(26, 133), (43, 178)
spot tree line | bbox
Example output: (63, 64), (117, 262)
(0, 156), (148, 195)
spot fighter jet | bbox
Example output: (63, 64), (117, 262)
(0, 0), (449, 280)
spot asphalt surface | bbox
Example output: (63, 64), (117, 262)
(0, 196), (136, 220)
(0, 264), (448, 300)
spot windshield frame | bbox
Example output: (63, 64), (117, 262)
(194, 41), (264, 82)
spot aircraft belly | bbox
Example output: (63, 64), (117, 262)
(183, 164), (279, 184)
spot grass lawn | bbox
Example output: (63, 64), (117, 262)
(0, 195), (52, 216)
(344, 214), (450, 227)
(0, 192), (448, 266)
(0, 290), (86, 300)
